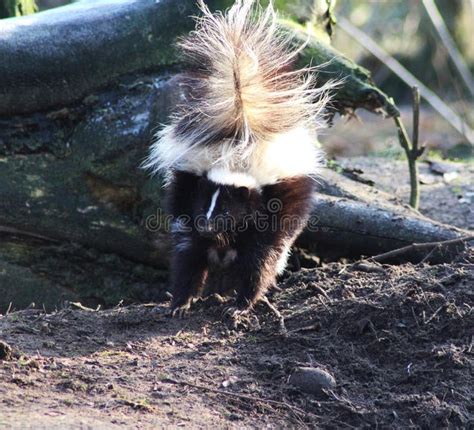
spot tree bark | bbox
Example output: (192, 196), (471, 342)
(0, 73), (179, 311)
(0, 0), (200, 116)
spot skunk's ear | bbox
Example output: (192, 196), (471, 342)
(237, 186), (250, 199)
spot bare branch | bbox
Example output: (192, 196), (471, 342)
(393, 87), (423, 209)
(367, 236), (474, 264)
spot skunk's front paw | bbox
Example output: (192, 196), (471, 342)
(222, 306), (249, 319)
(222, 306), (258, 330)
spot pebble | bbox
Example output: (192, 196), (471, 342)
(288, 367), (336, 395)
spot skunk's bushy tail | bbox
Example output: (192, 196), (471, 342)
(145, 0), (331, 176)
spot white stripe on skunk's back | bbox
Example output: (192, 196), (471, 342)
(207, 168), (259, 189)
(206, 188), (221, 220)
(148, 125), (324, 187)
(249, 126), (324, 186)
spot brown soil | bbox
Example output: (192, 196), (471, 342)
(1, 250), (472, 429)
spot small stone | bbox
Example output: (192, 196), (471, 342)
(221, 376), (238, 388)
(419, 174), (437, 185)
(443, 171), (458, 183)
(289, 367), (336, 395)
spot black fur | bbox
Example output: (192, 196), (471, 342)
(167, 170), (315, 312)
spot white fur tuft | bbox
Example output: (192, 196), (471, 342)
(276, 242), (292, 275)
(249, 126), (325, 185)
(207, 168), (259, 189)
(145, 125), (324, 186)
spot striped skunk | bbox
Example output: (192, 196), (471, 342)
(145, 0), (332, 316)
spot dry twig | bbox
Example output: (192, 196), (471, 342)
(70, 302), (97, 312)
(367, 236), (474, 263)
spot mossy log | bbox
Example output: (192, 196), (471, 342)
(0, 0), (396, 117)
(0, 0), (201, 116)
(0, 74), (178, 311)
(0, 0), (468, 311)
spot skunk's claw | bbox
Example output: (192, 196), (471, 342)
(170, 302), (191, 318)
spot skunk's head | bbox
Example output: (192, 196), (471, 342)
(193, 169), (261, 240)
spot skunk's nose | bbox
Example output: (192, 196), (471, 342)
(197, 222), (215, 238)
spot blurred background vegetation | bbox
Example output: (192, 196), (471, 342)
(336, 1), (473, 100)
(2, 0), (473, 159)
(330, 0), (473, 159)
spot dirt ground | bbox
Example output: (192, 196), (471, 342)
(1, 247), (472, 429)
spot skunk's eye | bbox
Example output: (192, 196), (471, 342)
(222, 208), (230, 216)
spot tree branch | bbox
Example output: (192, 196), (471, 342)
(366, 236), (474, 264)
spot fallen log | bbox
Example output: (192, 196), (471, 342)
(302, 195), (469, 263)
(305, 169), (471, 263)
(0, 0), (200, 116)
(0, 0), (396, 117)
